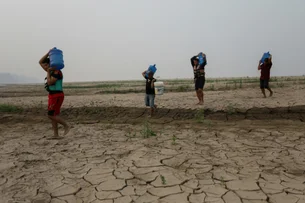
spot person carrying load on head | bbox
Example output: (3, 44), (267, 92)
(258, 54), (273, 98)
(39, 48), (70, 139)
(191, 52), (207, 105)
(142, 68), (157, 117)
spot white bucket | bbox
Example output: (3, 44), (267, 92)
(154, 81), (164, 95)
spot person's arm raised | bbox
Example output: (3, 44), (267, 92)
(39, 51), (50, 72)
(190, 56), (197, 68)
(258, 61), (262, 70)
(142, 71), (147, 78)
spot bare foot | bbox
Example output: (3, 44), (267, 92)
(64, 126), (70, 136)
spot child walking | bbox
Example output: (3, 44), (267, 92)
(142, 70), (157, 117)
(258, 57), (273, 98)
(39, 49), (70, 139)
(191, 53), (207, 105)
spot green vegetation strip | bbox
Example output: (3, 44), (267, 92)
(0, 104), (23, 113)
(65, 84), (122, 89)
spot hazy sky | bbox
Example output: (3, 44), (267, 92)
(0, 0), (304, 82)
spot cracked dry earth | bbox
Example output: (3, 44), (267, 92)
(1, 113), (305, 203)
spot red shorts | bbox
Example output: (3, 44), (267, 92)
(48, 93), (64, 116)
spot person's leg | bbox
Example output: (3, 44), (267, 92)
(48, 95), (59, 137)
(195, 90), (201, 104)
(149, 94), (155, 116)
(198, 89), (204, 105)
(48, 115), (69, 133)
(195, 78), (201, 104)
(261, 88), (266, 98)
(260, 80), (267, 98)
(145, 94), (150, 116)
(267, 87), (273, 96)
(265, 80), (273, 96)
(52, 120), (59, 137)
(153, 95), (157, 109)
(197, 76), (204, 105)
(200, 76), (205, 104)
(56, 94), (70, 135)
(145, 94), (150, 107)
(48, 94), (69, 136)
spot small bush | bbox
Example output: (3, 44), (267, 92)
(195, 109), (205, 123)
(141, 120), (156, 138)
(277, 82), (284, 88)
(161, 175), (166, 185)
(0, 104), (23, 113)
(239, 79), (243, 88)
(226, 103), (236, 115)
(65, 84), (122, 89)
(172, 135), (177, 145)
(209, 84), (215, 91)
(177, 85), (188, 92)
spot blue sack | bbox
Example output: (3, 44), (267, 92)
(145, 64), (157, 77)
(260, 52), (271, 64)
(49, 47), (65, 70)
(197, 52), (207, 66)
(198, 53), (205, 65)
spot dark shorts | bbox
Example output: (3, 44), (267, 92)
(145, 94), (155, 108)
(260, 79), (269, 89)
(195, 76), (205, 90)
(48, 93), (64, 116)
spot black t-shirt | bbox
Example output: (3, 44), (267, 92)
(145, 76), (155, 95)
(191, 56), (206, 78)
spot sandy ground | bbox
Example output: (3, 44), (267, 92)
(1, 81), (305, 203)
(0, 85), (304, 111)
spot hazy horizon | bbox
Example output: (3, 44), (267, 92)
(0, 0), (304, 82)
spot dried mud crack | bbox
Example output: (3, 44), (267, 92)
(1, 105), (305, 202)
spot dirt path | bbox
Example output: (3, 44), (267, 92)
(1, 86), (305, 111)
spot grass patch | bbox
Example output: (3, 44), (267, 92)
(208, 84), (215, 91)
(141, 120), (157, 138)
(176, 85), (189, 92)
(225, 103), (237, 115)
(0, 104), (23, 113)
(194, 108), (212, 126)
(195, 109), (205, 123)
(65, 83), (122, 89)
(161, 175), (167, 185)
(172, 135), (177, 145)
(276, 82), (284, 88)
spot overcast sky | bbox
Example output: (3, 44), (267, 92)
(0, 0), (304, 82)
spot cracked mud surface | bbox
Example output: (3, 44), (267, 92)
(1, 113), (305, 203)
(1, 85), (305, 203)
